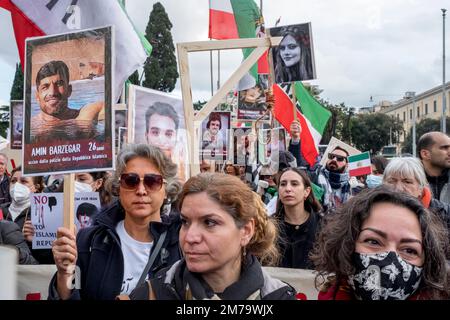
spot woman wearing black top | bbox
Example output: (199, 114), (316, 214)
(273, 167), (321, 269)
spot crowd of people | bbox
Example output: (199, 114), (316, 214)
(1, 124), (450, 300)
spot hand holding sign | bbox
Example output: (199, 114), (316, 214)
(52, 227), (77, 300)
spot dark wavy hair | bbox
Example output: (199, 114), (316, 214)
(274, 167), (322, 218)
(206, 112), (222, 130)
(310, 186), (450, 299)
(274, 25), (313, 83)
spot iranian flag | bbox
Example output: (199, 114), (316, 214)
(273, 82), (331, 166)
(348, 152), (372, 177)
(209, 0), (268, 75)
(0, 0), (151, 101)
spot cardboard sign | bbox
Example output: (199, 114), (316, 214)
(31, 193), (64, 249)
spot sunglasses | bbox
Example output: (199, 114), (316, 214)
(119, 173), (165, 191)
(327, 153), (347, 162)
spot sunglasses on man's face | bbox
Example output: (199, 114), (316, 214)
(327, 153), (347, 162)
(119, 173), (165, 191)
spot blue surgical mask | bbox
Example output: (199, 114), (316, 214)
(366, 174), (383, 189)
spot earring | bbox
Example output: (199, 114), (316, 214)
(242, 247), (247, 257)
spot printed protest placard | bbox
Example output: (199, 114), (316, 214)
(31, 193), (63, 249)
(10, 100), (23, 150)
(74, 192), (101, 230)
(200, 112), (231, 162)
(23, 26), (114, 176)
(269, 23), (316, 84)
(129, 85), (189, 181)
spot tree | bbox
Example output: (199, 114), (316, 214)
(0, 105), (9, 138)
(401, 117), (450, 155)
(142, 2), (178, 92)
(10, 62), (24, 100)
(320, 101), (349, 144)
(128, 70), (140, 86)
(350, 113), (403, 154)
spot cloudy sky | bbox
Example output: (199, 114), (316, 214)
(0, 0), (448, 108)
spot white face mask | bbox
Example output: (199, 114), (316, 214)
(10, 182), (31, 203)
(75, 181), (93, 193)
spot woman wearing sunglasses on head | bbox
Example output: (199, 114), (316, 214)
(49, 144), (182, 300)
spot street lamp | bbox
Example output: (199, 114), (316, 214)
(405, 91), (416, 156)
(442, 8), (447, 133)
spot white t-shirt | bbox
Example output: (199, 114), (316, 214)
(116, 220), (153, 295)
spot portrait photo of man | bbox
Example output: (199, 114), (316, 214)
(23, 26), (113, 176)
(201, 112), (230, 161)
(130, 85), (189, 181)
(30, 60), (105, 142)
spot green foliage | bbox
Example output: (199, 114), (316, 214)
(194, 100), (207, 111)
(10, 62), (23, 101)
(142, 2), (178, 92)
(320, 101), (349, 144)
(128, 70), (140, 86)
(350, 113), (403, 154)
(401, 117), (450, 155)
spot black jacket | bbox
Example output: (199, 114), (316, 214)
(0, 220), (37, 265)
(275, 212), (321, 269)
(130, 255), (296, 300)
(430, 198), (450, 235)
(1, 205), (54, 264)
(0, 175), (11, 206)
(48, 200), (182, 300)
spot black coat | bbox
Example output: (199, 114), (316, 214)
(48, 200), (182, 300)
(1, 205), (54, 264)
(0, 175), (11, 206)
(275, 212), (321, 269)
(0, 220), (37, 265)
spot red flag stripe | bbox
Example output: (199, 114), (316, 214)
(0, 0), (45, 71)
(273, 84), (318, 166)
(208, 8), (239, 39)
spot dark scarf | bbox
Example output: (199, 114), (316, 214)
(173, 255), (264, 300)
(323, 169), (350, 190)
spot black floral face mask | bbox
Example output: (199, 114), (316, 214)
(348, 251), (423, 300)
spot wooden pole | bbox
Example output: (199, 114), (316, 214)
(63, 173), (75, 232)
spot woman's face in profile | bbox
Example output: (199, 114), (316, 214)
(279, 34), (301, 67)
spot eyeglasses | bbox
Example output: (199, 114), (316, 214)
(327, 153), (347, 162)
(119, 173), (166, 191)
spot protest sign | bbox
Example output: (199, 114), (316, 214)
(74, 192), (101, 230)
(200, 112), (231, 162)
(128, 85), (189, 181)
(23, 26), (114, 176)
(269, 23), (316, 84)
(31, 193), (63, 249)
(10, 100), (23, 149)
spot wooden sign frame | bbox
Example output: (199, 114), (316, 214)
(177, 37), (282, 176)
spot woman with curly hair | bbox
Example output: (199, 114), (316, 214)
(132, 173), (296, 300)
(311, 186), (450, 300)
(274, 25), (314, 83)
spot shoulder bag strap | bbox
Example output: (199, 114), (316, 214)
(136, 230), (167, 288)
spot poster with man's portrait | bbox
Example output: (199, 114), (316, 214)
(233, 128), (257, 166)
(10, 100), (23, 149)
(269, 23), (316, 84)
(237, 75), (270, 121)
(258, 126), (287, 165)
(128, 85), (189, 181)
(23, 26), (114, 176)
(201, 112), (231, 161)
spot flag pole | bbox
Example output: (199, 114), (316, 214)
(210, 40), (214, 97)
(217, 50), (221, 90)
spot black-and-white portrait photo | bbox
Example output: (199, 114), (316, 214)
(269, 23), (316, 84)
